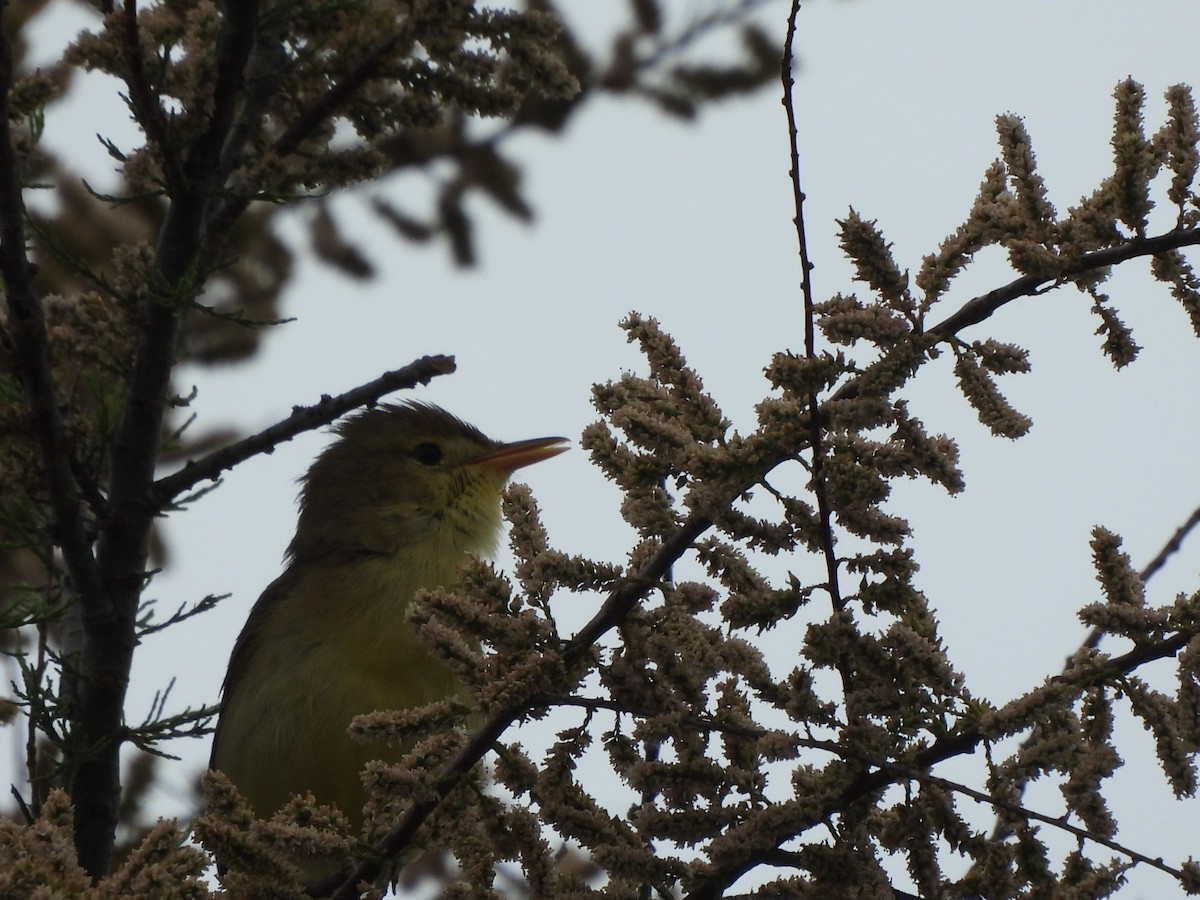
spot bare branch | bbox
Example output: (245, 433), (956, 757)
(150, 354), (457, 507)
(782, 0), (843, 621)
(1141, 502), (1200, 585)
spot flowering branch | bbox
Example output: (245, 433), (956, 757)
(928, 227), (1200, 338)
(328, 507), (715, 897)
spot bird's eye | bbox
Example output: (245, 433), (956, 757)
(411, 442), (443, 466)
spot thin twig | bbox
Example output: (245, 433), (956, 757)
(528, 693), (772, 741)
(781, 2), (868, 765)
(796, 734), (1177, 882)
(781, 2), (842, 620)
(136, 593), (227, 638)
(9, 785), (34, 826)
(930, 233), (1200, 338)
(120, 0), (186, 194)
(1140, 502), (1200, 584)
(149, 354), (456, 507)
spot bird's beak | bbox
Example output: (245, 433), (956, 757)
(469, 436), (569, 474)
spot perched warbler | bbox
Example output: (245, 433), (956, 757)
(210, 402), (567, 827)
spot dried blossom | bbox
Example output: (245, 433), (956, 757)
(1090, 292), (1141, 367)
(953, 349), (1033, 438)
(1109, 78), (1159, 236)
(916, 159), (1011, 302)
(816, 292), (912, 348)
(838, 210), (916, 319)
(1150, 248), (1200, 336)
(995, 114), (1058, 243)
(1089, 527), (1146, 609)
(1156, 84), (1200, 212)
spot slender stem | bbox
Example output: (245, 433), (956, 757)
(150, 355), (457, 507)
(780, 1), (841, 613)
(930, 231), (1200, 338)
(1140, 502), (1200, 584)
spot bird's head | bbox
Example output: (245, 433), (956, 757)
(288, 402), (567, 562)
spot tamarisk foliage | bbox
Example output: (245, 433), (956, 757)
(0, 0), (778, 892)
(269, 78), (1200, 898)
(3, 1), (1200, 897)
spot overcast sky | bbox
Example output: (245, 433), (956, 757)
(10, 1), (1200, 896)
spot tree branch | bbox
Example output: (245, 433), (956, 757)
(1140, 501), (1200, 585)
(149, 354), (457, 507)
(681, 620), (1200, 900)
(971, 499), (1200, 851)
(205, 28), (409, 246)
(0, 7), (112, 849)
(788, 735), (1173, 884)
(119, 0), (186, 195)
(73, 0), (264, 877)
(1074, 500), (1200, 661)
(928, 230), (1200, 338)
(185, 0), (260, 188)
(829, 226), (1200, 405)
(216, 17), (289, 181)
(781, 0), (841, 614)
(0, 2), (104, 615)
(327, 510), (715, 898)
(527, 693), (771, 741)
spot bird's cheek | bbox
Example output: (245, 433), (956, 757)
(379, 503), (438, 546)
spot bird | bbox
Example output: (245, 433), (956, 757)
(209, 401), (567, 831)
